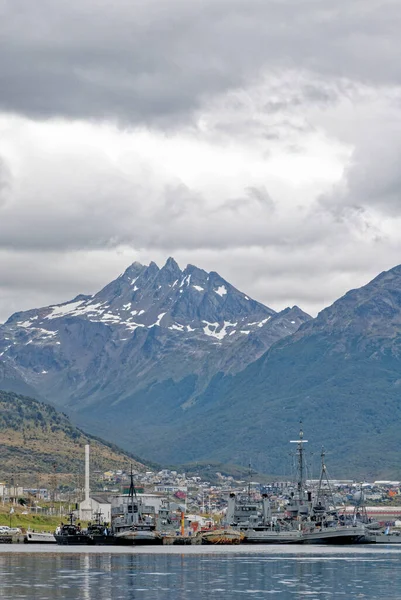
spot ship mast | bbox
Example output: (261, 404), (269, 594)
(128, 465), (136, 500)
(247, 460), (252, 502)
(316, 447), (337, 513)
(128, 464), (142, 523)
(290, 422), (308, 504)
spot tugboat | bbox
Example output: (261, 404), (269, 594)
(54, 513), (91, 545)
(111, 468), (163, 545)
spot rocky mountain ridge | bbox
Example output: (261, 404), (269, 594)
(2, 259), (401, 476)
(0, 257), (310, 416)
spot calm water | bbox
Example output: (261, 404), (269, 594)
(0, 545), (400, 599)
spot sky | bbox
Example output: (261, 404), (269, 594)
(1, 0), (401, 322)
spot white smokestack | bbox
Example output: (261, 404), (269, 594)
(85, 444), (90, 502)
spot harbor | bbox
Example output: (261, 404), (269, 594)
(2, 428), (401, 549)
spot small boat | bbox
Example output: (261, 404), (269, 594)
(301, 521), (366, 544)
(365, 530), (401, 544)
(86, 512), (116, 545)
(25, 530), (56, 544)
(54, 514), (91, 545)
(197, 527), (244, 545)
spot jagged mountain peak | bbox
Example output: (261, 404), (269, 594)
(125, 260), (144, 271)
(163, 257), (181, 272)
(148, 260), (160, 272)
(0, 258), (305, 350)
(119, 261), (146, 281)
(184, 263), (208, 277)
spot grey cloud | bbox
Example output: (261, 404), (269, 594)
(246, 187), (275, 210)
(217, 186), (275, 214)
(2, 0), (401, 125)
(2, 0), (401, 325)
(0, 170), (339, 255)
(320, 128), (401, 221)
(0, 248), (127, 322)
(0, 157), (11, 207)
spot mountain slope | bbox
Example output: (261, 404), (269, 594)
(158, 264), (401, 478)
(0, 390), (145, 478)
(3, 260), (401, 477)
(0, 258), (310, 449)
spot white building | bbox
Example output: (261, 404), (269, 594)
(79, 494), (111, 522)
(154, 483), (188, 494)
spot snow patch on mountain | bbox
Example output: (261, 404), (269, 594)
(215, 285), (227, 297)
(150, 313), (166, 328)
(46, 300), (85, 319)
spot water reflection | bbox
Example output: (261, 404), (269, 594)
(0, 549), (400, 599)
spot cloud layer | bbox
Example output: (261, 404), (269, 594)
(1, 1), (401, 321)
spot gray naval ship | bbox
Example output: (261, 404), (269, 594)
(111, 469), (163, 545)
(225, 426), (366, 545)
(225, 492), (304, 543)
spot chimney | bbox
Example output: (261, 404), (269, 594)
(85, 444), (90, 502)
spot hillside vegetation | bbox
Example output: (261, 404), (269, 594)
(0, 390), (145, 480)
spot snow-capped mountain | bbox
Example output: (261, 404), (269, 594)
(0, 258), (310, 459)
(4, 257), (277, 342)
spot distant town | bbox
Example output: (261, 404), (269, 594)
(2, 465), (401, 526)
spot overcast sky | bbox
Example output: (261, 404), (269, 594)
(1, 0), (401, 322)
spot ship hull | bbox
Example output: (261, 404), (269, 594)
(302, 526), (366, 544)
(242, 529), (304, 544)
(363, 533), (401, 544)
(114, 530), (163, 545)
(198, 529), (244, 545)
(25, 532), (56, 544)
(87, 534), (118, 545)
(55, 534), (91, 545)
